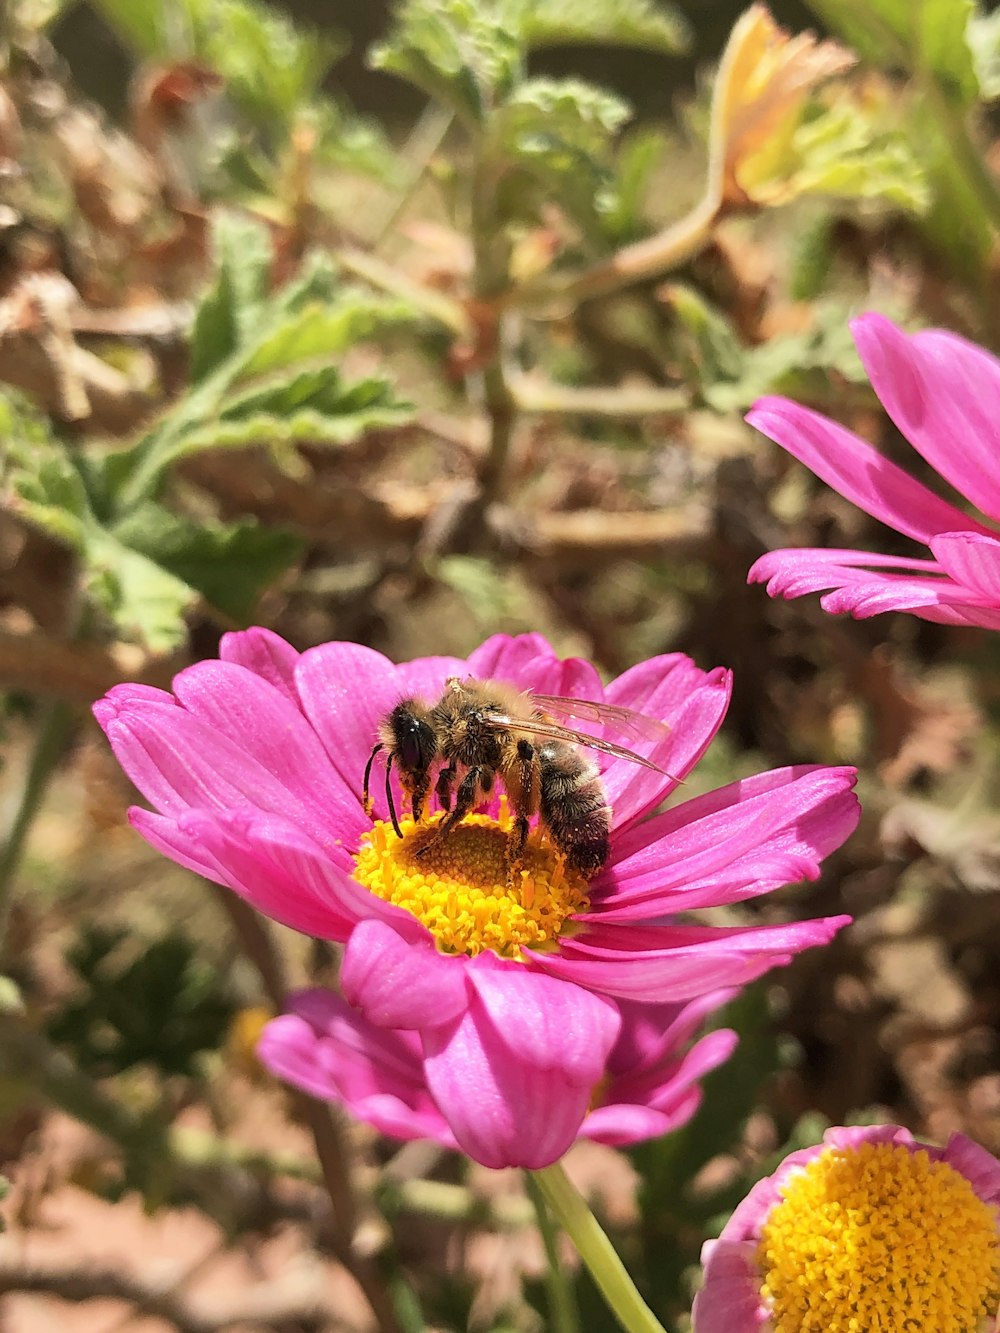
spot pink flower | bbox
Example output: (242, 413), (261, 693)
(748, 313), (1000, 628)
(693, 1124), (1000, 1332)
(259, 987), (739, 1154)
(94, 630), (859, 1169)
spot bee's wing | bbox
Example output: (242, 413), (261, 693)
(486, 713), (678, 778)
(529, 693), (672, 743)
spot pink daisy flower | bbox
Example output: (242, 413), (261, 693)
(693, 1123), (1000, 1332)
(748, 313), (1000, 629)
(94, 630), (859, 1169)
(259, 987), (739, 1155)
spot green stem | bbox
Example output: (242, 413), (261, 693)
(470, 154), (516, 504)
(525, 1170), (582, 1333)
(531, 1162), (670, 1333)
(0, 699), (75, 939)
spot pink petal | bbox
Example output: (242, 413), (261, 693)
(258, 990), (457, 1148)
(129, 807), (230, 883)
(942, 1133), (1000, 1207)
(746, 396), (983, 544)
(219, 627), (301, 704)
(691, 1239), (770, 1331)
(603, 657), (732, 829)
(164, 807), (383, 940)
(97, 693), (321, 826)
(170, 660), (355, 828)
(465, 633), (555, 680)
(581, 1101), (688, 1144)
(929, 531), (1000, 602)
(597, 766), (859, 917)
(534, 916), (851, 1002)
(294, 642), (402, 793)
(853, 313), (1000, 524)
(341, 918), (471, 1030)
(395, 655), (468, 699)
(421, 958), (620, 1169)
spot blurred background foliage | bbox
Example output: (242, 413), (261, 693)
(2, 0), (1000, 1329)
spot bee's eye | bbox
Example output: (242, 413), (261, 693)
(398, 718), (436, 771)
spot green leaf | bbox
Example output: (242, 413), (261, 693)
(189, 212), (273, 382)
(519, 0), (689, 54)
(492, 78), (631, 224)
(48, 926), (233, 1079)
(111, 504), (301, 621)
(193, 0), (343, 128)
(738, 87), (930, 212)
(91, 0), (343, 129)
(806, 0), (979, 104)
(370, 0), (524, 125)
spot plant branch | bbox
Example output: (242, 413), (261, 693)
(532, 1162), (669, 1333)
(209, 889), (406, 1333)
(525, 1170), (582, 1333)
(0, 699), (75, 937)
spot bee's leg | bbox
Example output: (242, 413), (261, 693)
(384, 753), (403, 838)
(411, 770), (432, 822)
(417, 767), (491, 855)
(362, 743), (383, 818)
(435, 763), (458, 812)
(504, 739), (536, 882)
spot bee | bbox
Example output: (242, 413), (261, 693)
(362, 676), (674, 879)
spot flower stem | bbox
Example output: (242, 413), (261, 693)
(524, 1170), (582, 1333)
(531, 1162), (670, 1333)
(0, 699), (75, 941)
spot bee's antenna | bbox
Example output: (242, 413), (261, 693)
(362, 743), (383, 819)
(384, 752), (403, 838)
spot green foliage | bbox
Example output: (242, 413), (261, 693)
(493, 79), (632, 225)
(91, 0), (342, 126)
(6, 214), (414, 649)
(806, 0), (979, 104)
(371, 0), (524, 125)
(111, 212), (415, 505)
(516, 0), (688, 54)
(743, 93), (931, 213)
(47, 926), (233, 1078)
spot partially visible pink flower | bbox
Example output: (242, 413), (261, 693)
(94, 629), (859, 1169)
(748, 313), (1000, 628)
(259, 987), (739, 1154)
(693, 1124), (1000, 1332)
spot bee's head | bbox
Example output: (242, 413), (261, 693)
(387, 699), (438, 774)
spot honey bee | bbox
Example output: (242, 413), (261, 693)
(362, 676), (674, 879)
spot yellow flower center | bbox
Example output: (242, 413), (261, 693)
(758, 1139), (1000, 1332)
(353, 805), (590, 959)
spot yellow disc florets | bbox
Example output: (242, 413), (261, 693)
(758, 1138), (1000, 1332)
(353, 804), (590, 959)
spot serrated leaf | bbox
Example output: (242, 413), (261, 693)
(189, 212), (273, 382)
(492, 78), (631, 224)
(84, 527), (198, 653)
(736, 87), (930, 211)
(240, 292), (416, 378)
(111, 504), (301, 621)
(518, 0), (689, 54)
(370, 0), (524, 125)
(92, 0), (342, 127)
(194, 0), (342, 127)
(173, 399), (413, 460)
(806, 0), (979, 104)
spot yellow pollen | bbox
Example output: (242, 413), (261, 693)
(353, 803), (590, 959)
(758, 1139), (1000, 1332)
